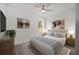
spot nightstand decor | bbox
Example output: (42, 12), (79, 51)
(66, 30), (75, 46)
(42, 29), (47, 36)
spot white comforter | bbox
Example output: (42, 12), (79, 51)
(30, 36), (66, 55)
(44, 36), (66, 46)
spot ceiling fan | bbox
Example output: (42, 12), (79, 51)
(35, 4), (53, 13)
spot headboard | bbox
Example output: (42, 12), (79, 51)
(52, 28), (67, 33)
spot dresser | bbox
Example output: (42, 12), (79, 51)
(0, 39), (14, 54)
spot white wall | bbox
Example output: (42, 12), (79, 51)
(6, 5), (41, 45)
(46, 7), (75, 36)
(0, 4), (75, 45)
(0, 4), (41, 45)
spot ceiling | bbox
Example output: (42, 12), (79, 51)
(5, 3), (75, 18)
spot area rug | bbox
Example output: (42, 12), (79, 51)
(14, 42), (75, 55)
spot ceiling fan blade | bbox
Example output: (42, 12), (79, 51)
(35, 3), (50, 8)
(35, 5), (40, 8)
(46, 9), (53, 12)
(34, 3), (52, 12)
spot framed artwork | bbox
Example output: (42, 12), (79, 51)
(17, 18), (30, 29)
(52, 20), (64, 29)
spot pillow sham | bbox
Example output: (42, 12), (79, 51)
(54, 32), (65, 38)
(47, 31), (54, 36)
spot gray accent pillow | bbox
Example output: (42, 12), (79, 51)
(54, 32), (65, 38)
(48, 31), (54, 36)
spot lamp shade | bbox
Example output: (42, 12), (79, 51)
(68, 30), (74, 35)
(42, 9), (46, 13)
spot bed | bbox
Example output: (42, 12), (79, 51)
(30, 29), (66, 55)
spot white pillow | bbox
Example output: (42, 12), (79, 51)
(54, 32), (65, 38)
(48, 31), (54, 36)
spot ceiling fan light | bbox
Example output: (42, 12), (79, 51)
(42, 9), (45, 13)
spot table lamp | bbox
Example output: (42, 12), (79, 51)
(68, 30), (74, 38)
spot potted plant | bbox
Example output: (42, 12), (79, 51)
(5, 30), (16, 48)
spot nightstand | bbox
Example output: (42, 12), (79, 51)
(66, 38), (75, 47)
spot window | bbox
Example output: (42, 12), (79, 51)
(38, 17), (42, 32)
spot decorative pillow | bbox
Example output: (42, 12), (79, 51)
(47, 31), (54, 36)
(54, 32), (65, 38)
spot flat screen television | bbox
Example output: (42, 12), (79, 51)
(0, 10), (6, 32)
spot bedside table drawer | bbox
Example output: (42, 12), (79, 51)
(66, 38), (75, 46)
(0, 39), (14, 54)
(0, 46), (11, 53)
